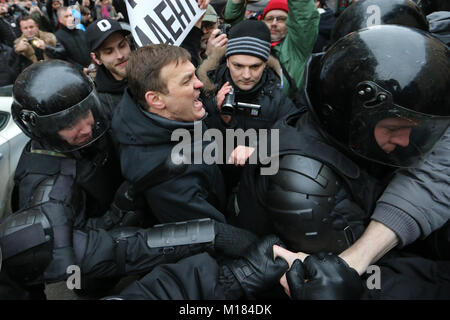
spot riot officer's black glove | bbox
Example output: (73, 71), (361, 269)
(286, 253), (363, 300)
(110, 180), (146, 227)
(226, 235), (289, 299)
(213, 222), (259, 258)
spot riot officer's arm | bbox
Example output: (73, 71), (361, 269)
(104, 235), (287, 300)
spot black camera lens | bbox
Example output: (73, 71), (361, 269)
(221, 87), (235, 115)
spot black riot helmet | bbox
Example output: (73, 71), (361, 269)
(306, 25), (450, 168)
(330, 0), (429, 44)
(418, 0), (450, 15)
(12, 60), (109, 153)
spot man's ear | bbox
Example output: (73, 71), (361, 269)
(90, 52), (102, 65)
(144, 91), (165, 111)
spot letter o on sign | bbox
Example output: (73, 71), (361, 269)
(98, 19), (112, 32)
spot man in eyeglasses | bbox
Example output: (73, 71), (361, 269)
(223, 0), (319, 99)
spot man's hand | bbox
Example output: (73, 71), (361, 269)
(228, 145), (255, 166)
(197, 0), (210, 10)
(285, 253), (364, 300)
(205, 29), (228, 57)
(33, 38), (46, 50)
(227, 235), (289, 298)
(273, 245), (308, 296)
(15, 38), (30, 54)
(29, 5), (43, 15)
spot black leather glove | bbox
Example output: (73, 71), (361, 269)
(286, 253), (363, 300)
(110, 181), (146, 227)
(227, 235), (289, 299)
(213, 222), (259, 258)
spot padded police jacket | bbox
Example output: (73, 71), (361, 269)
(234, 111), (385, 254)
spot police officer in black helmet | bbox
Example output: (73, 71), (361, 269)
(0, 60), (259, 299)
(232, 25), (450, 299)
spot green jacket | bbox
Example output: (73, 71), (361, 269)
(224, 0), (319, 97)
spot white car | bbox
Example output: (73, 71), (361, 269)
(0, 85), (29, 218)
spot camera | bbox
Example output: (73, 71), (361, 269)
(27, 38), (40, 47)
(221, 87), (261, 117)
(221, 87), (235, 116)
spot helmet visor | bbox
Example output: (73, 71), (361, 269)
(18, 89), (109, 152)
(349, 86), (450, 167)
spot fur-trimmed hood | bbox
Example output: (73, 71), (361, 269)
(197, 47), (282, 96)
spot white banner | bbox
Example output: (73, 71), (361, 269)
(125, 0), (205, 47)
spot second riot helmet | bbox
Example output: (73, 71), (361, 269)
(306, 25), (450, 167)
(330, 0), (429, 44)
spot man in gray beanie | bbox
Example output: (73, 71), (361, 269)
(199, 19), (297, 132)
(198, 19), (297, 197)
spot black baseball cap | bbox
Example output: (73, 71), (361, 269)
(86, 18), (131, 52)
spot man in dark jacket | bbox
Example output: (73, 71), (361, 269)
(112, 44), (230, 224)
(86, 18), (131, 121)
(55, 6), (90, 69)
(197, 19), (297, 195)
(198, 19), (297, 133)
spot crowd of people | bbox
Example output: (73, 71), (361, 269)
(0, 0), (449, 302)
(0, 0), (125, 85)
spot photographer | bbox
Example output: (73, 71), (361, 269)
(197, 20), (297, 195)
(198, 20), (297, 135)
(13, 15), (65, 65)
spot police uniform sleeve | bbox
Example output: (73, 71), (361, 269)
(110, 252), (228, 299)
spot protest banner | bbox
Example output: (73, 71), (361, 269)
(125, 0), (205, 47)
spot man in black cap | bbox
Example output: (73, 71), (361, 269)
(86, 18), (131, 120)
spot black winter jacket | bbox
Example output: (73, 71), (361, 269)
(55, 25), (91, 69)
(111, 89), (227, 223)
(0, 15), (20, 48)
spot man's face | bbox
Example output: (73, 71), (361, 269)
(92, 32), (130, 81)
(58, 110), (94, 147)
(226, 54), (266, 91)
(200, 21), (218, 50)
(59, 9), (75, 29)
(20, 19), (39, 39)
(374, 117), (418, 154)
(158, 59), (205, 122)
(263, 9), (288, 42)
(0, 3), (8, 16)
(52, 0), (61, 10)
